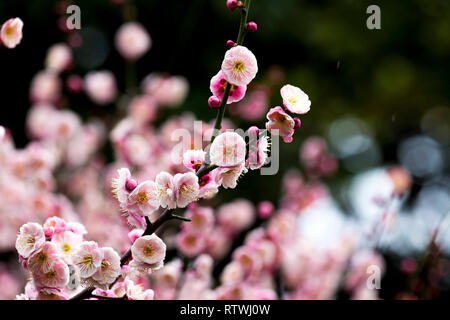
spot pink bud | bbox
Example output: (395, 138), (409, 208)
(247, 126), (259, 137)
(257, 201), (274, 219)
(246, 22), (258, 32)
(125, 179), (138, 191)
(293, 117), (301, 129)
(226, 0), (238, 10)
(226, 40), (236, 49)
(208, 96), (221, 109)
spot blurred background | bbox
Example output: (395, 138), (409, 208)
(0, 0), (449, 300)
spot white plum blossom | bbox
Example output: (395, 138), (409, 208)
(280, 84), (311, 114)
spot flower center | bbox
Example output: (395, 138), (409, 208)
(143, 245), (154, 257)
(233, 61), (244, 72)
(101, 260), (111, 271)
(81, 255), (93, 265)
(37, 252), (48, 263)
(62, 244), (71, 253)
(137, 191), (148, 204)
(288, 97), (297, 105)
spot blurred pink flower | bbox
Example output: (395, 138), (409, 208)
(84, 70), (117, 105)
(115, 22), (151, 60)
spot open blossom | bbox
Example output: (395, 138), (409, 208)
(174, 172), (200, 208)
(115, 22), (151, 60)
(27, 242), (58, 273)
(265, 106), (295, 143)
(92, 247), (121, 287)
(45, 43), (72, 73)
(127, 181), (160, 216)
(0, 18), (23, 49)
(210, 70), (247, 104)
(182, 149), (206, 171)
(131, 234), (166, 266)
(210, 131), (246, 167)
(214, 162), (247, 189)
(125, 278), (155, 300)
(217, 199), (255, 233)
(84, 70), (117, 105)
(155, 172), (176, 209)
(280, 84), (311, 114)
(15, 222), (45, 258)
(51, 231), (82, 264)
(37, 287), (68, 300)
(221, 45), (258, 86)
(198, 172), (220, 199)
(72, 241), (104, 278)
(111, 168), (136, 203)
(33, 258), (69, 289)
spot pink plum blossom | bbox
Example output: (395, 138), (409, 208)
(174, 172), (200, 208)
(247, 135), (269, 170)
(72, 241), (104, 278)
(265, 106), (295, 143)
(221, 45), (258, 86)
(51, 231), (82, 264)
(125, 278), (155, 300)
(210, 70), (247, 104)
(27, 242), (58, 273)
(127, 181), (160, 216)
(84, 71), (117, 105)
(198, 172), (220, 199)
(33, 258), (69, 289)
(0, 18), (23, 49)
(15, 222), (45, 258)
(214, 162), (247, 189)
(209, 131), (246, 167)
(182, 149), (206, 172)
(280, 84), (311, 114)
(92, 247), (121, 287)
(115, 22), (151, 60)
(131, 234), (166, 266)
(155, 171), (176, 209)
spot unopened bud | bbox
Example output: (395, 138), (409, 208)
(246, 21), (258, 32)
(208, 96), (221, 109)
(293, 118), (301, 129)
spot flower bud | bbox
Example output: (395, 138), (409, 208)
(293, 117), (301, 129)
(208, 96), (221, 109)
(246, 22), (258, 33)
(226, 40), (236, 49)
(125, 179), (138, 191)
(226, 0), (238, 10)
